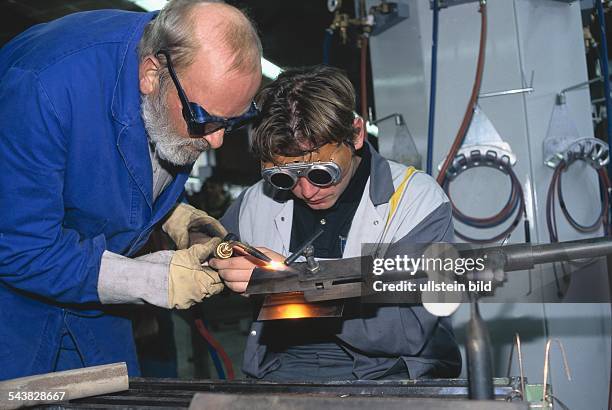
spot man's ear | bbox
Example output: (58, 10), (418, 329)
(353, 116), (366, 150)
(139, 55), (160, 95)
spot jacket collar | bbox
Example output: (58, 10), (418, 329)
(111, 11), (157, 126)
(367, 141), (395, 205)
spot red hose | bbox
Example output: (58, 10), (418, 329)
(436, 2), (488, 185)
(194, 318), (235, 380)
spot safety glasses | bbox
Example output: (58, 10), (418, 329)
(262, 162), (343, 190)
(156, 50), (259, 137)
(261, 143), (352, 190)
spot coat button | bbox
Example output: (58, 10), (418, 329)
(280, 217), (285, 222)
(373, 220), (379, 225)
(250, 330), (257, 336)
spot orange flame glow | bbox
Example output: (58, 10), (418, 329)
(265, 260), (285, 270)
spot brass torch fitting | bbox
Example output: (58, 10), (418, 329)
(215, 241), (234, 259)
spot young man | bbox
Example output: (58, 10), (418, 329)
(0, 1), (261, 379)
(211, 66), (461, 381)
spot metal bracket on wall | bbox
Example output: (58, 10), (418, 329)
(437, 105), (517, 178)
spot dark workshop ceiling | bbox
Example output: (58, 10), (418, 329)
(0, 0), (357, 69)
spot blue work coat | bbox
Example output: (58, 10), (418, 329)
(0, 10), (190, 380)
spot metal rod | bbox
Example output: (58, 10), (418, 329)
(590, 95), (612, 104)
(465, 237), (612, 272)
(371, 112), (404, 125)
(426, 0), (440, 175)
(466, 299), (494, 400)
(479, 86), (533, 99)
(559, 75), (602, 96)
(542, 339), (572, 404)
(284, 228), (324, 265)
(480, 70), (534, 99)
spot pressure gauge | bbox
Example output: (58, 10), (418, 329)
(327, 0), (342, 13)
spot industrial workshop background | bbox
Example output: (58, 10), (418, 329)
(0, 1), (610, 409)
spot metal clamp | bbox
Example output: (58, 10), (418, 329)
(303, 245), (320, 274)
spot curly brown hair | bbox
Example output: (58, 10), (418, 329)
(251, 65), (360, 163)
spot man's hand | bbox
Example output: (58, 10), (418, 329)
(162, 203), (227, 249)
(168, 239), (224, 309)
(210, 247), (283, 294)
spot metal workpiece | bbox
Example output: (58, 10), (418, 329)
(247, 255), (364, 301)
(247, 237), (612, 303)
(0, 362), (128, 410)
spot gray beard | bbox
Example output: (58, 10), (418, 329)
(141, 89), (210, 166)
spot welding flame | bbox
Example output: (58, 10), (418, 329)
(265, 260), (285, 270)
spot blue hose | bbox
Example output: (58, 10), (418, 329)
(596, 0), (612, 233)
(426, 0), (440, 175)
(323, 29), (334, 65)
(200, 318), (226, 379)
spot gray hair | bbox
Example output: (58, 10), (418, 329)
(138, 0), (262, 73)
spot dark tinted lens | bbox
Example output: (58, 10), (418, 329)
(270, 172), (295, 189)
(202, 121), (225, 135)
(227, 117), (252, 133)
(187, 121), (224, 137)
(307, 168), (333, 186)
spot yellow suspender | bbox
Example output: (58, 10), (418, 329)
(385, 166), (418, 228)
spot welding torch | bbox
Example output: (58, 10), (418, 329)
(214, 233), (272, 263)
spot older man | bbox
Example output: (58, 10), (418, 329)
(212, 66), (461, 381)
(0, 0), (261, 379)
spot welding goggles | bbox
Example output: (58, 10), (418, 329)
(261, 143), (352, 190)
(157, 50), (259, 137)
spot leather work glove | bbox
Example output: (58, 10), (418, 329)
(168, 240), (224, 309)
(162, 203), (228, 249)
